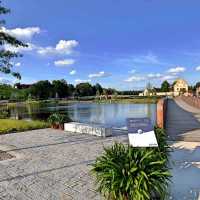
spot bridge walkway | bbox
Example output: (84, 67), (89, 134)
(166, 97), (200, 141)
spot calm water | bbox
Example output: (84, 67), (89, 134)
(6, 103), (156, 128)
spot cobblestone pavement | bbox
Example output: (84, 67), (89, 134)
(0, 129), (128, 200)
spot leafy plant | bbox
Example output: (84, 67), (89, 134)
(0, 108), (9, 119)
(91, 142), (171, 200)
(154, 127), (171, 160)
(48, 113), (71, 129)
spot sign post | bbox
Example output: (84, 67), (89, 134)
(127, 118), (158, 147)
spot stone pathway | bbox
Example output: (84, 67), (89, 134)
(0, 129), (128, 200)
(166, 98), (200, 141)
(1, 127), (200, 199)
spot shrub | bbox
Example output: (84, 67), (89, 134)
(0, 109), (9, 119)
(91, 129), (171, 200)
(48, 113), (71, 129)
(154, 127), (171, 160)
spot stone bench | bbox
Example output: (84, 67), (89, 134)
(64, 122), (112, 137)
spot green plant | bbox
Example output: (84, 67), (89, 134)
(0, 109), (9, 119)
(154, 127), (171, 160)
(48, 113), (59, 126)
(48, 113), (71, 129)
(91, 143), (171, 200)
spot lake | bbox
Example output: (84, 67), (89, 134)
(6, 102), (156, 129)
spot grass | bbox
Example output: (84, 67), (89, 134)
(95, 97), (159, 104)
(2, 96), (159, 107)
(0, 119), (50, 134)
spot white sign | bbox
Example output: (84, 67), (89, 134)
(127, 118), (158, 147)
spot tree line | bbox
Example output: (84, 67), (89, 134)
(0, 80), (118, 100)
(0, 80), (144, 101)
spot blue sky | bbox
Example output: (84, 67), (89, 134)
(1, 0), (200, 90)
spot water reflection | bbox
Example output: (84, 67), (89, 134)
(5, 103), (156, 128)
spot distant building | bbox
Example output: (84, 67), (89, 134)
(173, 79), (188, 95)
(139, 78), (189, 97)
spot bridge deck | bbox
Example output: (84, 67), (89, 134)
(166, 98), (200, 141)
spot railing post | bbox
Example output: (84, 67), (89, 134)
(157, 98), (167, 129)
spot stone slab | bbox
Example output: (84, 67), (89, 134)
(64, 122), (112, 137)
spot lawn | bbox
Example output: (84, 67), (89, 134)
(0, 119), (50, 134)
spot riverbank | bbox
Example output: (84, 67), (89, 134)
(2, 96), (159, 107)
(0, 119), (49, 134)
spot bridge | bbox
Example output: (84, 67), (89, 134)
(158, 96), (200, 141)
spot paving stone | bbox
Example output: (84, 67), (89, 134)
(0, 128), (127, 199)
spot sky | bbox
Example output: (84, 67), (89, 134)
(1, 0), (200, 90)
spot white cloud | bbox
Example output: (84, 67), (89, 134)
(124, 76), (146, 82)
(37, 40), (79, 56)
(167, 66), (186, 74)
(75, 79), (91, 84)
(3, 38), (79, 57)
(147, 73), (162, 79)
(4, 42), (36, 53)
(15, 62), (21, 67)
(133, 53), (160, 64)
(54, 59), (75, 66)
(196, 66), (200, 71)
(2, 27), (41, 40)
(70, 70), (76, 75)
(116, 53), (171, 67)
(124, 72), (177, 83)
(161, 75), (177, 81)
(88, 71), (111, 78)
(129, 69), (136, 74)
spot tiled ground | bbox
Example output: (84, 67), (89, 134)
(1, 128), (200, 199)
(0, 129), (128, 200)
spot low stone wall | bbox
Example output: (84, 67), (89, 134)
(64, 122), (112, 137)
(180, 96), (200, 109)
(156, 98), (167, 129)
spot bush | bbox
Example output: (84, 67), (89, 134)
(48, 113), (71, 128)
(0, 108), (9, 119)
(154, 127), (171, 160)
(91, 129), (171, 200)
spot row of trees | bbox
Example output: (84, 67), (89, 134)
(13, 80), (119, 100)
(1, 79), (200, 101)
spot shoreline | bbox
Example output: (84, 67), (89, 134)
(1, 96), (159, 107)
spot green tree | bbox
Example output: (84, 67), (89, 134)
(75, 82), (94, 96)
(52, 79), (69, 98)
(161, 80), (170, 92)
(29, 80), (52, 99)
(68, 84), (75, 96)
(0, 2), (27, 79)
(94, 83), (103, 95)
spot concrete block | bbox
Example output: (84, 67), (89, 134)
(64, 122), (112, 137)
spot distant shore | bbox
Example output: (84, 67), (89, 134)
(0, 96), (160, 107)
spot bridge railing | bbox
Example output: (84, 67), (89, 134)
(180, 96), (200, 109)
(156, 98), (167, 129)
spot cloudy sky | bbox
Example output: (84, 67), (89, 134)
(1, 0), (200, 90)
